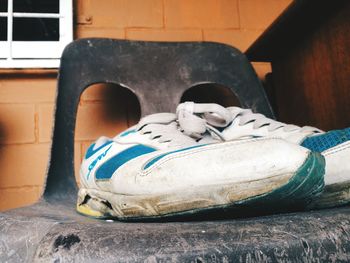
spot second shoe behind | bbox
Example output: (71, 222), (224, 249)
(177, 102), (350, 209)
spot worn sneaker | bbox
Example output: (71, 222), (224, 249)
(77, 112), (325, 220)
(177, 102), (349, 209)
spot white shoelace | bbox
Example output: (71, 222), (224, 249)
(136, 112), (195, 146)
(227, 107), (320, 133)
(176, 102), (321, 139)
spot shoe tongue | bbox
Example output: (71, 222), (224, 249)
(203, 123), (226, 141)
(202, 109), (233, 128)
(137, 113), (177, 130)
(227, 106), (246, 114)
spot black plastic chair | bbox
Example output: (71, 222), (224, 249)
(1, 39), (349, 262)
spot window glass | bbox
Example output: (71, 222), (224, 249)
(13, 0), (59, 13)
(0, 1), (7, 12)
(0, 17), (7, 40)
(13, 18), (59, 41)
(0, 0), (72, 67)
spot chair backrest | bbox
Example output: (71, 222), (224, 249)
(43, 39), (274, 202)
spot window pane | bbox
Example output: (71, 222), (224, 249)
(0, 17), (6, 40)
(14, 0), (59, 13)
(13, 18), (59, 41)
(0, 1), (7, 12)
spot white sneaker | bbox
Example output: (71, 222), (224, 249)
(177, 102), (350, 209)
(77, 112), (325, 220)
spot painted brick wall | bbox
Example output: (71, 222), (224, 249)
(0, 0), (292, 210)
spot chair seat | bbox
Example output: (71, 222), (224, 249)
(2, 201), (350, 262)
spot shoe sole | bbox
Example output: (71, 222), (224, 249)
(76, 152), (325, 221)
(307, 181), (350, 209)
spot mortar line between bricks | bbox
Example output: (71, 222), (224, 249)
(124, 27), (129, 39)
(237, 0), (241, 29)
(200, 26), (243, 30)
(0, 185), (42, 190)
(77, 25), (127, 30)
(34, 104), (39, 143)
(162, 0), (165, 28)
(125, 26), (221, 31)
(0, 141), (50, 146)
(80, 142), (84, 163)
(124, 26), (164, 30)
(0, 102), (54, 105)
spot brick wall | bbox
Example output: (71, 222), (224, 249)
(0, 0), (292, 210)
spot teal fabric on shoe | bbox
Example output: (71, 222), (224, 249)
(301, 128), (350, 152)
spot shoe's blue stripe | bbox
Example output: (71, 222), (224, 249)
(85, 141), (113, 159)
(143, 144), (207, 170)
(86, 144), (113, 179)
(119, 129), (137, 137)
(301, 127), (350, 152)
(95, 144), (156, 180)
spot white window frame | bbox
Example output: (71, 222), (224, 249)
(0, 0), (73, 68)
